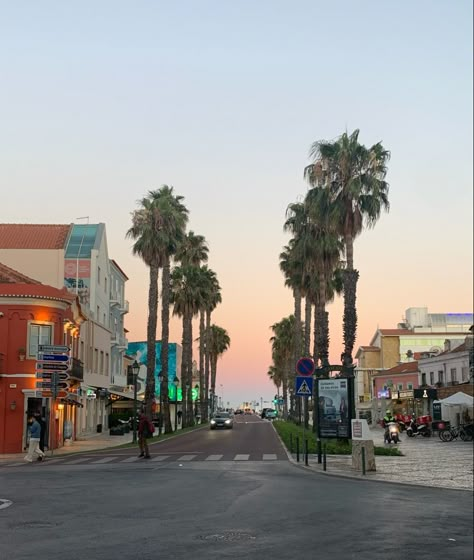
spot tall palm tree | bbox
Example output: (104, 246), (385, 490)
(128, 186), (188, 426)
(203, 275), (222, 420)
(304, 130), (390, 366)
(171, 265), (207, 427)
(207, 325), (230, 412)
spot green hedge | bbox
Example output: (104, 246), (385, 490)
(273, 420), (402, 456)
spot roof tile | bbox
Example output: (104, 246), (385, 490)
(0, 224), (71, 249)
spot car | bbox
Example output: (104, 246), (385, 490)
(261, 408), (270, 419)
(244, 408), (252, 415)
(234, 409), (243, 415)
(210, 411), (234, 430)
(264, 409), (277, 420)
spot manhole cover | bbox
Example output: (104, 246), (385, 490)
(197, 532), (256, 542)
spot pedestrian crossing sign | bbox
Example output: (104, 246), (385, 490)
(295, 376), (313, 397)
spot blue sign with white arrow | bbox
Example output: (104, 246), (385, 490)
(295, 376), (313, 397)
(38, 354), (70, 362)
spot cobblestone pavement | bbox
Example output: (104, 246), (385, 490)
(299, 427), (474, 491)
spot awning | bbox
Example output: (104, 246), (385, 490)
(61, 396), (84, 408)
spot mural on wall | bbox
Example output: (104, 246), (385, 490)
(127, 341), (178, 399)
(64, 259), (91, 307)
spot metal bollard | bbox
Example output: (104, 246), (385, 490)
(317, 438), (322, 464)
(305, 439), (309, 466)
(323, 444), (327, 471)
(361, 446), (366, 476)
(296, 436), (300, 462)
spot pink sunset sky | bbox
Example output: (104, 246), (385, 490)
(1, 2), (473, 407)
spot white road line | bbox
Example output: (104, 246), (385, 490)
(63, 457), (91, 465)
(0, 499), (13, 510)
(177, 455), (196, 461)
(205, 454), (223, 461)
(151, 455), (170, 462)
(91, 457), (117, 464)
(120, 456), (141, 463)
(3, 463), (25, 467)
(234, 454), (250, 461)
(263, 454), (277, 460)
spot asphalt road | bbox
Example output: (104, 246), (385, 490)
(1, 414), (472, 560)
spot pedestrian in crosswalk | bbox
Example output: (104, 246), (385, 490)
(137, 412), (153, 459)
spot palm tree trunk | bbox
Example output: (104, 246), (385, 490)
(204, 310), (211, 420)
(199, 310), (205, 422)
(186, 313), (194, 426)
(180, 311), (189, 427)
(144, 265), (159, 419)
(342, 269), (359, 367)
(210, 355), (217, 411)
(304, 296), (311, 356)
(294, 287), (302, 362)
(160, 258), (172, 432)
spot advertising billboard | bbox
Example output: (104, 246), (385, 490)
(317, 378), (351, 439)
(64, 259), (91, 307)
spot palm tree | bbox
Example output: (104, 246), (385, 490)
(207, 325), (230, 413)
(304, 130), (390, 366)
(171, 265), (207, 427)
(127, 186), (188, 426)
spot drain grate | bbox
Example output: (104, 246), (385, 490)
(197, 531), (256, 542)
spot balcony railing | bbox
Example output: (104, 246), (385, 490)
(70, 358), (84, 381)
(119, 300), (129, 314)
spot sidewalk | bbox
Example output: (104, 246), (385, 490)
(291, 427), (474, 491)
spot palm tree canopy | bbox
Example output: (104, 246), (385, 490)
(171, 265), (209, 319)
(175, 231), (209, 267)
(208, 325), (230, 358)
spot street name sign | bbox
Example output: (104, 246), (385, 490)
(36, 381), (69, 390)
(35, 390), (68, 399)
(38, 354), (70, 362)
(296, 357), (315, 377)
(38, 345), (70, 353)
(36, 362), (70, 371)
(295, 376), (313, 397)
(36, 372), (70, 380)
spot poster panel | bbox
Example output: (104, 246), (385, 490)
(318, 378), (351, 438)
(64, 259), (91, 307)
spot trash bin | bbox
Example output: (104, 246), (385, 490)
(97, 423), (103, 433)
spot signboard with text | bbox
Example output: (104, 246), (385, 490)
(317, 378), (351, 439)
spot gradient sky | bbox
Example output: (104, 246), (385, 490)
(1, 1), (472, 408)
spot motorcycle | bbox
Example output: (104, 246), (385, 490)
(406, 419), (431, 438)
(384, 421), (400, 444)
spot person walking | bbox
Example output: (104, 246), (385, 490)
(138, 412), (153, 459)
(25, 415), (45, 462)
(34, 412), (47, 455)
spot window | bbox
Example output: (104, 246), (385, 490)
(103, 313), (106, 326)
(421, 373), (427, 386)
(28, 324), (52, 357)
(397, 383), (403, 391)
(98, 266), (101, 285)
(430, 372), (434, 385)
(80, 341), (84, 361)
(462, 367), (469, 382)
(100, 351), (104, 374)
(105, 353), (109, 375)
(407, 383), (413, 390)
(438, 370), (444, 384)
(94, 349), (99, 372)
(387, 379), (393, 387)
(450, 368), (456, 383)
(96, 305), (100, 320)
(104, 276), (107, 293)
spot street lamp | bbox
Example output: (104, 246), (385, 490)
(131, 360), (140, 444)
(173, 377), (179, 432)
(194, 384), (199, 421)
(157, 373), (163, 436)
(186, 382), (190, 425)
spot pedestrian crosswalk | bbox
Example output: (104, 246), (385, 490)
(1, 453), (285, 467)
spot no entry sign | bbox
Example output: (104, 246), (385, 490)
(296, 357), (315, 377)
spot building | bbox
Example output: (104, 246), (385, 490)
(0, 223), (129, 437)
(109, 260), (129, 394)
(0, 262), (85, 453)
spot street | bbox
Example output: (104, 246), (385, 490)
(1, 415), (472, 560)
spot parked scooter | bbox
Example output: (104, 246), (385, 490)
(406, 418), (431, 438)
(384, 421), (400, 444)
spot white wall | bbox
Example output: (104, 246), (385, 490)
(0, 248), (64, 288)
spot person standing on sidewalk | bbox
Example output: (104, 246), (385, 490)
(138, 412), (153, 459)
(25, 415), (45, 462)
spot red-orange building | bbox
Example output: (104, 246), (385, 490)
(0, 262), (85, 453)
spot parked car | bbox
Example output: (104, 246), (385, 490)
(210, 411), (234, 430)
(261, 408), (270, 419)
(234, 409), (243, 415)
(264, 409), (277, 419)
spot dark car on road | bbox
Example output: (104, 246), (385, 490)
(210, 411), (234, 430)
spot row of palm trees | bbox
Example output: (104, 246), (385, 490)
(127, 186), (230, 431)
(269, 129), (390, 418)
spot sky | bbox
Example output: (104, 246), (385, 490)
(1, 1), (472, 408)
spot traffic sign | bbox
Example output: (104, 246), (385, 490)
(296, 357), (315, 377)
(36, 362), (70, 371)
(35, 390), (68, 399)
(36, 372), (70, 380)
(36, 381), (69, 390)
(295, 376), (313, 397)
(38, 345), (70, 353)
(38, 354), (70, 362)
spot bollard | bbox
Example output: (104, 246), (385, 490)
(361, 446), (366, 476)
(317, 438), (322, 464)
(290, 433), (293, 454)
(296, 436), (300, 462)
(305, 439), (309, 466)
(323, 444), (327, 471)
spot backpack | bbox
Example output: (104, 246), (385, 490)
(144, 420), (155, 438)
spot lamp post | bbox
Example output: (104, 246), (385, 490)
(194, 384), (199, 421)
(157, 373), (163, 436)
(220, 384), (224, 410)
(131, 360), (140, 444)
(186, 382), (190, 425)
(173, 377), (179, 432)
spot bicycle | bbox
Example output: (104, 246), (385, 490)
(439, 424), (473, 442)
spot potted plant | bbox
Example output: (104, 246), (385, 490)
(18, 347), (26, 361)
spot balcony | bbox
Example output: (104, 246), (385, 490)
(109, 291), (120, 306)
(119, 300), (129, 314)
(70, 358), (84, 381)
(111, 333), (128, 350)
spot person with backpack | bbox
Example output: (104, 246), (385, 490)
(137, 412), (154, 459)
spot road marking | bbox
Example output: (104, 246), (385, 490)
(205, 455), (223, 461)
(234, 454), (249, 461)
(120, 457), (141, 463)
(2, 463), (24, 467)
(177, 455), (196, 461)
(151, 455), (170, 462)
(263, 454), (277, 460)
(63, 457), (91, 465)
(91, 457), (117, 464)
(0, 499), (13, 510)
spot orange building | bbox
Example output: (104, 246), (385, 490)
(0, 262), (85, 453)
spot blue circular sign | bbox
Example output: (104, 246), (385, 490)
(296, 357), (315, 376)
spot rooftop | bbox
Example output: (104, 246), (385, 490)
(0, 262), (41, 284)
(0, 224), (71, 250)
